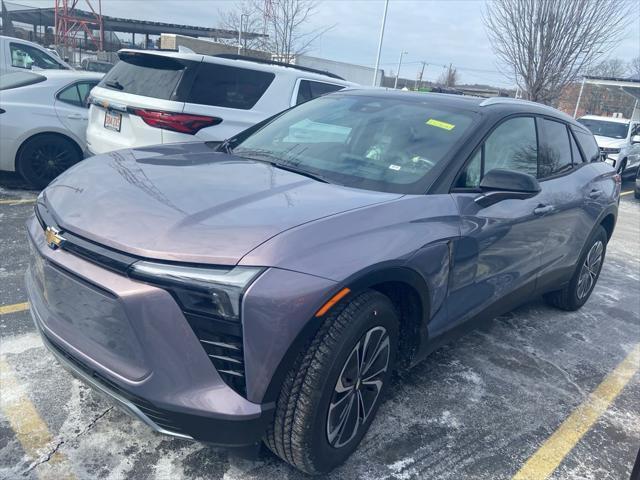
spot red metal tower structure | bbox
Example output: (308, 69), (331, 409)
(54, 0), (104, 51)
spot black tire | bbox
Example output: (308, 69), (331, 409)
(617, 158), (627, 175)
(544, 225), (607, 311)
(17, 134), (81, 189)
(264, 290), (399, 474)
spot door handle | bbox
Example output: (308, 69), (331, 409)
(588, 189), (603, 199)
(67, 113), (85, 120)
(533, 204), (554, 215)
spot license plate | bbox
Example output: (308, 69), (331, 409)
(104, 110), (122, 132)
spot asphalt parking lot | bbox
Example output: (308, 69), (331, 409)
(0, 172), (638, 480)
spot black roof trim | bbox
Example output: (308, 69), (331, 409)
(213, 54), (345, 80)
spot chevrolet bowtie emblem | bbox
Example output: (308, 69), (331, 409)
(45, 226), (65, 250)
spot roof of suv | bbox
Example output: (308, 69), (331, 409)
(117, 49), (355, 85)
(338, 88), (579, 123)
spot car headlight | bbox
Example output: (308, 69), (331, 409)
(128, 261), (264, 321)
(601, 147), (621, 154)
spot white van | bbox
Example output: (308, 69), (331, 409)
(86, 49), (355, 155)
(0, 36), (72, 74)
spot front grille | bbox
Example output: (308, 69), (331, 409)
(184, 312), (246, 396)
(44, 333), (185, 434)
(35, 201), (248, 398)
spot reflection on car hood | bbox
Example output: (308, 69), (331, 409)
(43, 142), (401, 265)
(593, 136), (626, 148)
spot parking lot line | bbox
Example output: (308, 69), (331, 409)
(0, 302), (29, 315)
(620, 190), (634, 197)
(0, 359), (76, 480)
(0, 198), (36, 205)
(512, 343), (640, 480)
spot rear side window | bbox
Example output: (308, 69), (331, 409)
(57, 81), (98, 107)
(99, 54), (187, 100)
(569, 132), (583, 163)
(538, 118), (572, 177)
(296, 80), (344, 105)
(572, 127), (600, 162)
(188, 63), (275, 110)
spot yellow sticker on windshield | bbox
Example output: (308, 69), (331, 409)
(426, 118), (455, 130)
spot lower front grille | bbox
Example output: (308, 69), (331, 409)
(184, 313), (246, 397)
(44, 333), (185, 434)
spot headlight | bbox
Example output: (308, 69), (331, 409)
(601, 147), (621, 154)
(129, 261), (264, 321)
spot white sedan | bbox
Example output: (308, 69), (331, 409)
(0, 70), (103, 188)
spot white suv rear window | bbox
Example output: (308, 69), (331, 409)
(188, 63), (275, 110)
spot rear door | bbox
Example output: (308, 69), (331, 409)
(54, 80), (99, 144)
(442, 116), (547, 334)
(532, 117), (594, 289)
(87, 53), (196, 153)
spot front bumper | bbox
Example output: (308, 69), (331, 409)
(25, 217), (273, 446)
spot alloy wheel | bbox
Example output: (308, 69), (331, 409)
(577, 240), (604, 300)
(326, 325), (390, 449)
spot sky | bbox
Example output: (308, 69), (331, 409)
(10, 0), (640, 88)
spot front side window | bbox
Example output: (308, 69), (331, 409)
(296, 80), (344, 105)
(454, 116), (538, 188)
(188, 63), (275, 110)
(10, 43), (66, 70)
(538, 118), (572, 178)
(233, 95), (477, 193)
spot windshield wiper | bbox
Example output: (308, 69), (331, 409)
(234, 149), (329, 183)
(105, 80), (124, 91)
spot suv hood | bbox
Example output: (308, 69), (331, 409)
(43, 143), (401, 265)
(593, 136), (626, 148)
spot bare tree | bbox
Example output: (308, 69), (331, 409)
(629, 56), (640, 80)
(218, 0), (332, 63)
(437, 64), (458, 87)
(217, 1), (265, 52)
(485, 0), (632, 105)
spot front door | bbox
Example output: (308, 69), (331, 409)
(434, 116), (547, 336)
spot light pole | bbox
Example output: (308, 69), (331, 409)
(394, 50), (407, 89)
(372, 0), (389, 86)
(238, 13), (248, 55)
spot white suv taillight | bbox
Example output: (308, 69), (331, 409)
(130, 108), (222, 135)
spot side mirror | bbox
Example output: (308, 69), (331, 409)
(631, 135), (640, 145)
(476, 168), (540, 207)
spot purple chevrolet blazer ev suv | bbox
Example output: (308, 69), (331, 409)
(26, 90), (620, 474)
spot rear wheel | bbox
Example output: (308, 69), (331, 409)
(544, 225), (607, 311)
(17, 134), (81, 189)
(264, 290), (398, 474)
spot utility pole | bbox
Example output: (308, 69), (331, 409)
(372, 0), (389, 86)
(416, 61), (427, 90)
(394, 50), (408, 89)
(238, 13), (248, 55)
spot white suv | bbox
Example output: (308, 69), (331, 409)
(86, 50), (355, 155)
(577, 115), (640, 176)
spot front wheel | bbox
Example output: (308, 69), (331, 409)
(544, 225), (607, 311)
(264, 290), (398, 474)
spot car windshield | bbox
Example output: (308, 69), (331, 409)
(578, 119), (629, 139)
(233, 94), (476, 193)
